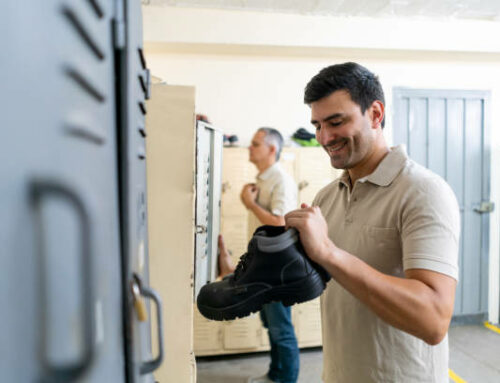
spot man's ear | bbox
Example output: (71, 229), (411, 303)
(370, 100), (385, 129)
(269, 144), (277, 157)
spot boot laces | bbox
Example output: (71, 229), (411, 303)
(233, 252), (253, 281)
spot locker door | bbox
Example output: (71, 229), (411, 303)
(393, 88), (492, 322)
(223, 315), (261, 350)
(194, 121), (223, 296)
(116, 0), (163, 381)
(293, 299), (322, 346)
(1, 0), (125, 382)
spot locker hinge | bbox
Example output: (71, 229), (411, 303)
(113, 0), (126, 49)
(196, 225), (207, 234)
(145, 68), (151, 100)
(474, 201), (495, 214)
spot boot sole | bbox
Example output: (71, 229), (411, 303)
(198, 272), (326, 321)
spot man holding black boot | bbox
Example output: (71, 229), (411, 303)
(284, 62), (459, 383)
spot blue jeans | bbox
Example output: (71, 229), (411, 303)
(260, 302), (299, 383)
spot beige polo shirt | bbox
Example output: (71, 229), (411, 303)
(248, 162), (298, 236)
(313, 145), (460, 383)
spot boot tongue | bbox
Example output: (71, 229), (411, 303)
(253, 225), (287, 238)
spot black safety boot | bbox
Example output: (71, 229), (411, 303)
(196, 225), (330, 321)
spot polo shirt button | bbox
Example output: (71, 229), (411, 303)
(346, 218), (353, 224)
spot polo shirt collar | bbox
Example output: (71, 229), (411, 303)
(258, 162), (280, 181)
(338, 144), (408, 188)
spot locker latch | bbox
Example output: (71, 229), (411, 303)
(474, 201), (495, 214)
(131, 279), (148, 322)
(196, 225), (207, 234)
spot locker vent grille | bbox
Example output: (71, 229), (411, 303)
(62, 6), (105, 60)
(86, 0), (104, 19)
(138, 48), (147, 70)
(65, 67), (106, 103)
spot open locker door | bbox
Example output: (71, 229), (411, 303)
(115, 0), (164, 382)
(1, 0), (126, 381)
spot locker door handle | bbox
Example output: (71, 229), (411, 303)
(29, 178), (95, 382)
(298, 180), (309, 191)
(139, 285), (164, 374)
(473, 201), (495, 214)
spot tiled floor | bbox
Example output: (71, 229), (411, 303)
(196, 324), (500, 383)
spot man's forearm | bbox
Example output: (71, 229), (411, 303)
(323, 245), (456, 345)
(248, 202), (285, 226)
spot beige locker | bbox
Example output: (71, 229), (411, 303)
(296, 148), (341, 206)
(193, 307), (223, 355)
(294, 298), (322, 346)
(223, 314), (262, 350)
(221, 215), (249, 261)
(147, 84), (197, 381)
(221, 148), (256, 218)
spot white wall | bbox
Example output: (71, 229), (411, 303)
(143, 6), (500, 324)
(143, 6), (500, 53)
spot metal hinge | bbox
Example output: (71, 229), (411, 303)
(474, 201), (495, 214)
(196, 225), (207, 234)
(145, 68), (151, 100)
(113, 0), (126, 49)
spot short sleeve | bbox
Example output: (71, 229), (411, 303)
(270, 175), (297, 216)
(401, 177), (460, 280)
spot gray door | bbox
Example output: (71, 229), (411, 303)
(393, 88), (492, 322)
(116, 0), (163, 381)
(1, 0), (125, 381)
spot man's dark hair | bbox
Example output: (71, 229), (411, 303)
(258, 127), (284, 161)
(304, 62), (385, 128)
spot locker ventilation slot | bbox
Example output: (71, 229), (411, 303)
(87, 0), (104, 19)
(65, 124), (106, 145)
(138, 75), (147, 95)
(138, 48), (147, 70)
(65, 67), (106, 103)
(138, 126), (146, 138)
(138, 101), (147, 115)
(62, 6), (105, 60)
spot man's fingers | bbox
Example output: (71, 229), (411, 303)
(285, 216), (305, 230)
(218, 234), (226, 250)
(285, 209), (313, 219)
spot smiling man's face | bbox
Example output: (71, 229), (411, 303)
(311, 90), (377, 170)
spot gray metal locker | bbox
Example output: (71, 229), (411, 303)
(1, 0), (162, 381)
(116, 0), (163, 381)
(393, 88), (492, 323)
(1, 0), (126, 381)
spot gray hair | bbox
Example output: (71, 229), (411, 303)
(258, 127), (284, 161)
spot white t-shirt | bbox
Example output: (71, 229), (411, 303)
(313, 145), (460, 383)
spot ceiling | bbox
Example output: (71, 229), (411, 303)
(143, 0), (500, 21)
